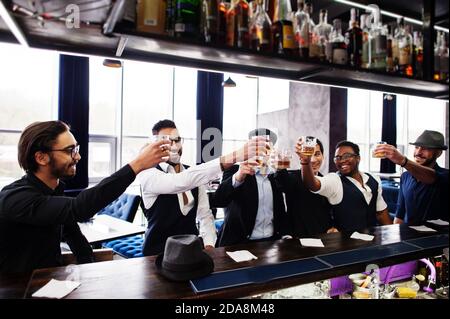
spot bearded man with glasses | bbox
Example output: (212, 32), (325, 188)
(0, 120), (170, 274)
(298, 140), (392, 232)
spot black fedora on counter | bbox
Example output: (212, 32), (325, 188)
(409, 130), (448, 150)
(155, 234), (214, 282)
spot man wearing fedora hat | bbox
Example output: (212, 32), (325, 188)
(374, 130), (448, 225)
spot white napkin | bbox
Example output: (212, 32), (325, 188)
(32, 279), (81, 299)
(91, 221), (110, 233)
(299, 238), (325, 248)
(226, 250), (258, 262)
(350, 232), (375, 241)
(409, 225), (437, 232)
(427, 219), (449, 226)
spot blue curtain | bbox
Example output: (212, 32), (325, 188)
(381, 94), (397, 173)
(196, 71), (224, 164)
(58, 54), (89, 190)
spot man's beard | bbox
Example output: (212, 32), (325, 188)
(415, 154), (437, 167)
(49, 155), (76, 179)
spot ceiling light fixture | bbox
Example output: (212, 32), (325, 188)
(334, 0), (449, 33)
(222, 77), (236, 88)
(103, 58), (122, 68)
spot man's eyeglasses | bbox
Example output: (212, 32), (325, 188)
(333, 153), (358, 162)
(49, 145), (80, 159)
(169, 136), (184, 144)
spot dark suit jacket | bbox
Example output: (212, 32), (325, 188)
(273, 169), (332, 237)
(211, 165), (290, 247)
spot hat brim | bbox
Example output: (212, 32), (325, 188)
(409, 142), (448, 150)
(155, 253), (214, 282)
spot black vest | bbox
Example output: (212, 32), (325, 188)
(142, 164), (199, 256)
(332, 173), (378, 232)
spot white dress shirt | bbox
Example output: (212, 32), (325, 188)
(232, 173), (274, 240)
(313, 171), (387, 211)
(138, 159), (221, 247)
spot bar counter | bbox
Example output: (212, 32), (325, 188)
(2, 224), (448, 299)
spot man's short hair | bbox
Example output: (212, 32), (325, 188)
(248, 128), (277, 145)
(316, 138), (324, 155)
(335, 140), (360, 156)
(18, 121), (70, 172)
(152, 119), (177, 135)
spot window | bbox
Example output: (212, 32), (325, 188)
(348, 88), (448, 172)
(347, 89), (383, 172)
(122, 61), (174, 137)
(257, 77), (290, 114)
(0, 43), (58, 188)
(222, 73), (258, 155)
(89, 57), (121, 136)
(88, 59), (198, 179)
(173, 67), (198, 166)
(88, 136), (116, 182)
(0, 43), (59, 130)
(397, 95), (447, 168)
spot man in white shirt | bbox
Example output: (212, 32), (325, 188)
(298, 140), (392, 232)
(138, 120), (267, 255)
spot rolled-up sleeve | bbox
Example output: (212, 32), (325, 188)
(196, 185), (217, 247)
(138, 159), (222, 195)
(312, 173), (343, 205)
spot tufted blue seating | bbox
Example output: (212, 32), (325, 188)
(215, 219), (224, 232)
(97, 193), (141, 222)
(103, 235), (144, 258)
(97, 193), (143, 258)
(381, 180), (400, 220)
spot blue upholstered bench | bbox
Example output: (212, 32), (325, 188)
(103, 235), (144, 258)
(381, 180), (400, 220)
(215, 219), (224, 232)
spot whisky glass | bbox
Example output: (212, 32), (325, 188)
(372, 141), (387, 159)
(300, 136), (317, 156)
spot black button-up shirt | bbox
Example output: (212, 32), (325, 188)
(0, 165), (136, 274)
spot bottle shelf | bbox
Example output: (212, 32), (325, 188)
(2, 14), (448, 100)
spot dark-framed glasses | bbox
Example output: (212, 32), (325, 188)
(333, 153), (357, 162)
(49, 144), (80, 159)
(170, 136), (184, 144)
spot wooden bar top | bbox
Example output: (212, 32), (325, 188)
(17, 224), (449, 299)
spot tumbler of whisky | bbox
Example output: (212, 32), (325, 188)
(372, 141), (387, 159)
(300, 136), (317, 156)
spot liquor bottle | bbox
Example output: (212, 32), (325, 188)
(218, 0), (229, 45)
(385, 25), (395, 73)
(368, 4), (386, 71)
(250, 0), (272, 52)
(165, 0), (176, 36)
(175, 0), (201, 39)
(434, 31), (442, 81)
(294, 0), (308, 58)
(314, 9), (332, 62)
(345, 8), (362, 68)
(395, 17), (413, 77)
(137, 0), (167, 35)
(439, 33), (449, 82)
(413, 31), (423, 79)
(360, 14), (371, 69)
(201, 0), (219, 43)
(226, 0), (250, 48)
(272, 0), (296, 56)
(329, 19), (347, 65)
(305, 2), (318, 60)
